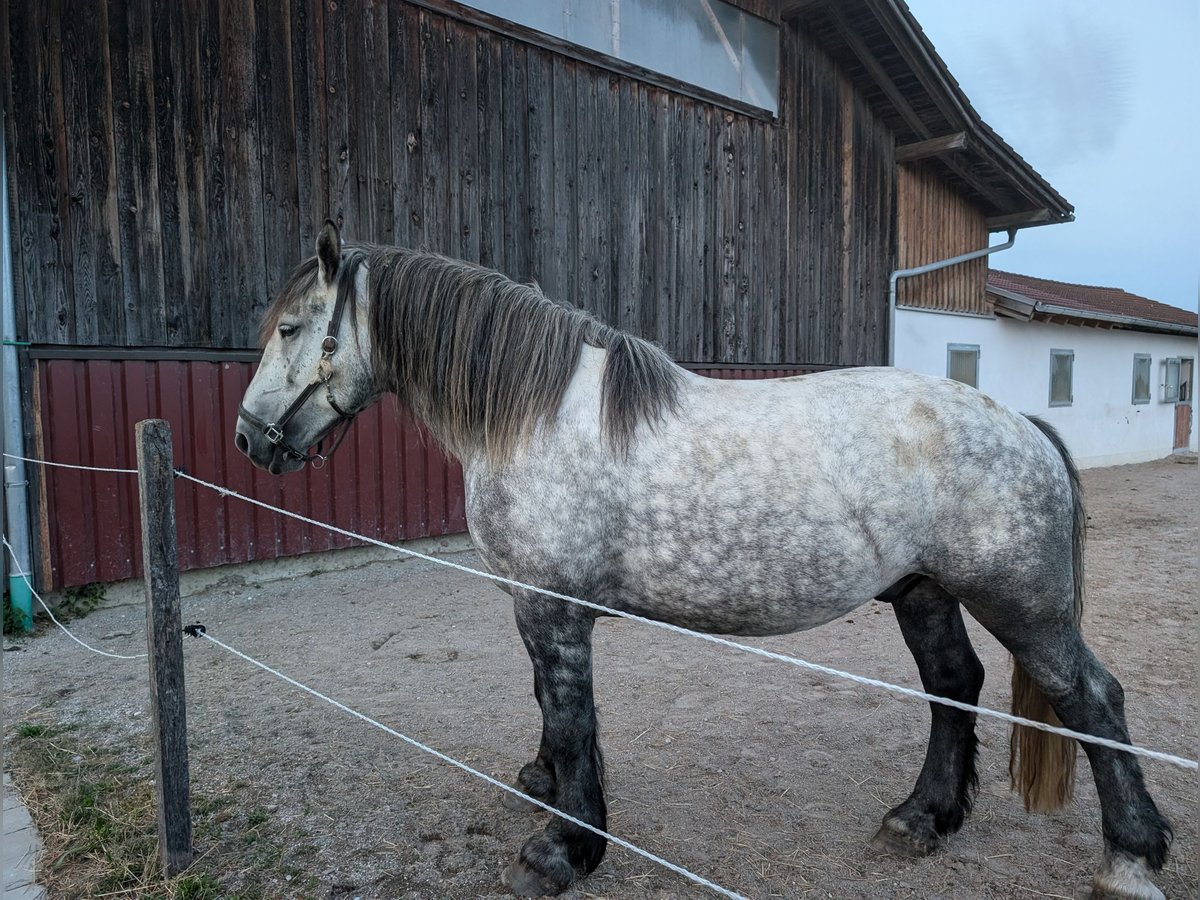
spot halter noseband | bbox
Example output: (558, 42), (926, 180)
(238, 252), (364, 468)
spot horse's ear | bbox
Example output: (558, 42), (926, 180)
(316, 219), (341, 286)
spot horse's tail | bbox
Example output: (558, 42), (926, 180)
(1009, 415), (1084, 813)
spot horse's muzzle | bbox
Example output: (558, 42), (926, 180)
(234, 418), (305, 475)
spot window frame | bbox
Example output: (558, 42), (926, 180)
(420, 0), (781, 122)
(1161, 357), (1181, 403)
(946, 343), (980, 388)
(1131, 353), (1151, 405)
(1048, 349), (1074, 408)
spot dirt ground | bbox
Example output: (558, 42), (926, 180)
(5, 457), (1197, 899)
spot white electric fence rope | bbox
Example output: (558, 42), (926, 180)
(2, 534), (148, 660)
(5, 452), (1196, 772)
(194, 629), (745, 900)
(3, 451), (137, 474)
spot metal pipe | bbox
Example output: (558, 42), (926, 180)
(887, 228), (1017, 366)
(1, 105), (33, 631)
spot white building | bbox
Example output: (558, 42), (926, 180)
(895, 270), (1197, 468)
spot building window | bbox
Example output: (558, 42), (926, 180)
(1049, 349), (1074, 407)
(1162, 357), (1195, 403)
(946, 344), (980, 388)
(1132, 354), (1151, 404)
(462, 0), (780, 113)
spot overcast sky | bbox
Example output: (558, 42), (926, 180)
(904, 0), (1199, 312)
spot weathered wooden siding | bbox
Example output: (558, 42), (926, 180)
(4, 1), (896, 367)
(895, 161), (988, 314)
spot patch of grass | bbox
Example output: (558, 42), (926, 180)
(8, 720), (315, 898)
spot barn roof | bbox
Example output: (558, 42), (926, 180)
(988, 270), (1199, 336)
(784, 0), (1074, 231)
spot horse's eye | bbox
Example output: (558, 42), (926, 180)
(278, 323), (298, 338)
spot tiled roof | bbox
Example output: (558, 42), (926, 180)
(988, 270), (1197, 329)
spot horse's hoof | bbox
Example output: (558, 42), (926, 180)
(501, 834), (576, 897)
(1092, 851), (1165, 900)
(870, 818), (938, 858)
(500, 859), (572, 897)
(501, 788), (543, 814)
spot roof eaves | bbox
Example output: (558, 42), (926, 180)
(869, 0), (1074, 224)
(987, 286), (1199, 336)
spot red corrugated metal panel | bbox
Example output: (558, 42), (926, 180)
(35, 359), (466, 590)
(35, 360), (822, 589)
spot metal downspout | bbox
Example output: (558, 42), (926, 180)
(1, 105), (33, 631)
(887, 228), (1018, 366)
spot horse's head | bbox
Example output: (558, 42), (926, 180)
(235, 221), (378, 474)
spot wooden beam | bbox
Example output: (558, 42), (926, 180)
(824, 3), (929, 139)
(935, 154), (1014, 214)
(895, 132), (966, 162)
(985, 209), (1052, 230)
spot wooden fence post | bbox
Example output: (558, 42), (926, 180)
(136, 419), (193, 875)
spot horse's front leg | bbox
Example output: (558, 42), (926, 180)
(502, 592), (606, 896)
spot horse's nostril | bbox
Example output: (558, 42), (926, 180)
(235, 431), (249, 454)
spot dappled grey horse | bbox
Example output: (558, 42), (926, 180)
(235, 222), (1172, 900)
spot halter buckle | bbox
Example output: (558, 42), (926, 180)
(265, 424), (284, 444)
(321, 336), (338, 355)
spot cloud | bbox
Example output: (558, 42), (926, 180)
(957, 8), (1133, 171)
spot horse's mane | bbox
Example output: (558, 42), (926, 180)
(366, 248), (682, 463)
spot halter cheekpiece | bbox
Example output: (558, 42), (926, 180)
(238, 251), (364, 468)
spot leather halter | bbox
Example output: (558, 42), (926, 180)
(238, 253), (364, 468)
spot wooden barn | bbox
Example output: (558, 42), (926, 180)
(1, 0), (1072, 592)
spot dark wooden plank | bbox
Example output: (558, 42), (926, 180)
(716, 110), (738, 363)
(362, 0), (393, 245)
(324, 0), (351, 231)
(150, 1), (186, 346)
(498, 39), (527, 277)
(549, 55), (576, 303)
(7, 1), (71, 344)
(614, 79), (645, 341)
(388, 2), (422, 249)
(477, 29), (503, 269)
(418, 11), (450, 253)
(447, 20), (479, 262)
(524, 48), (553, 287)
(136, 418), (194, 877)
(193, 0), (227, 347)
(217, 0), (267, 347)
(573, 69), (601, 317)
(255, 0), (300, 303)
(645, 91), (669, 345)
(290, 0), (327, 252)
(60, 0), (102, 345)
(85, 0), (124, 345)
(119, 0), (168, 345)
(681, 102), (707, 361)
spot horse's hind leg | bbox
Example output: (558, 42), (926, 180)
(873, 579), (985, 856)
(501, 591), (606, 896)
(980, 612), (1172, 900)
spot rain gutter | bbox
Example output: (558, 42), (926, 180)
(887, 229), (1017, 366)
(1, 105), (33, 631)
